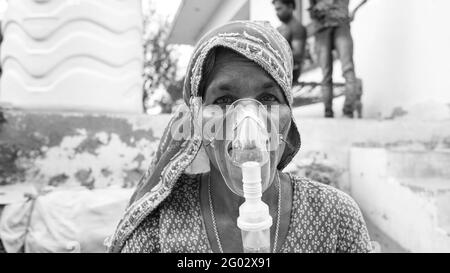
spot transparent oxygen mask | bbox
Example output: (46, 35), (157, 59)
(210, 98), (281, 197)
(209, 98), (280, 253)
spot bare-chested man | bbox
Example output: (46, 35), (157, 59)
(273, 0), (307, 85)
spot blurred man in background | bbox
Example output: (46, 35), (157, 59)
(273, 0), (307, 85)
(309, 0), (368, 118)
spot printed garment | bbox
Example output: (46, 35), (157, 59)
(121, 173), (372, 253)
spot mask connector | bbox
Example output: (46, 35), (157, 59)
(237, 161), (272, 253)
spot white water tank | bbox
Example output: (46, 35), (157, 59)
(0, 0), (144, 113)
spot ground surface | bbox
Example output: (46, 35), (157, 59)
(364, 216), (408, 253)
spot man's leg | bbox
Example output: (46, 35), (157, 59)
(292, 66), (301, 86)
(315, 28), (334, 118)
(354, 78), (363, 118)
(334, 24), (358, 118)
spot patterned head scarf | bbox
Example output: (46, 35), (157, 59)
(107, 21), (301, 252)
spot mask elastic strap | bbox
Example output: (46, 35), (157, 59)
(203, 138), (215, 148)
(280, 135), (296, 151)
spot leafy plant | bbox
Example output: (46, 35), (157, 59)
(142, 0), (180, 113)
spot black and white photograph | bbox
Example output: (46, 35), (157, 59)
(0, 0), (449, 257)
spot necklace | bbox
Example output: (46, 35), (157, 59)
(208, 172), (282, 253)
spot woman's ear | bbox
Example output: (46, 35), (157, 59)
(185, 145), (211, 174)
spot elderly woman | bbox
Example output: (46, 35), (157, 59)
(107, 21), (372, 253)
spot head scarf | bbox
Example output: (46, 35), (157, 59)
(107, 21), (301, 252)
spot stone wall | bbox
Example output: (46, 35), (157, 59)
(0, 109), (169, 189)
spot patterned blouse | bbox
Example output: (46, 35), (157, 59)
(121, 173), (372, 253)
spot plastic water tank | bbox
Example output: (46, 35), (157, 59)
(0, 0), (143, 113)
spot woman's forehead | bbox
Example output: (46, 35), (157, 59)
(209, 49), (279, 86)
(201, 48), (287, 103)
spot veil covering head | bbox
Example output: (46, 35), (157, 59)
(107, 21), (301, 252)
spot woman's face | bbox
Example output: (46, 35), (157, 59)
(203, 50), (287, 107)
(202, 48), (292, 194)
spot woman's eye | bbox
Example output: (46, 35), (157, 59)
(259, 94), (279, 103)
(213, 96), (235, 105)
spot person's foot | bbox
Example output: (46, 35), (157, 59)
(343, 106), (354, 118)
(343, 111), (354, 119)
(355, 101), (363, 119)
(325, 110), (334, 118)
(343, 114), (354, 119)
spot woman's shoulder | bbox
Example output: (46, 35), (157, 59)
(174, 173), (202, 190)
(288, 174), (362, 214)
(177, 172), (202, 184)
(288, 174), (372, 253)
(163, 173), (202, 201)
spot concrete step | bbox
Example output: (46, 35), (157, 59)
(398, 178), (450, 241)
(399, 178), (450, 194)
(364, 216), (409, 253)
(350, 147), (450, 252)
(387, 151), (450, 180)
